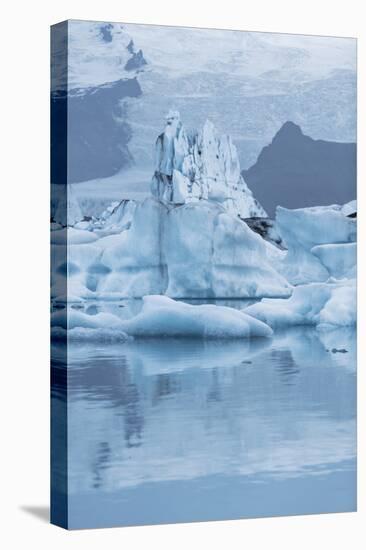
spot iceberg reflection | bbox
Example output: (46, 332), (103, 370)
(55, 327), (355, 505)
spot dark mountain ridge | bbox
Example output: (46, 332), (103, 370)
(242, 121), (356, 217)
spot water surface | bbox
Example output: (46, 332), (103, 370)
(51, 317), (356, 529)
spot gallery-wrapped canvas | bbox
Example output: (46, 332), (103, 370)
(51, 20), (357, 529)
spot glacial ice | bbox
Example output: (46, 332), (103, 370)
(341, 199), (357, 217)
(51, 197), (292, 300)
(66, 21), (145, 89)
(311, 243), (356, 279)
(52, 296), (273, 339)
(51, 227), (99, 245)
(51, 179), (357, 304)
(51, 309), (130, 342)
(151, 111), (267, 219)
(122, 295), (273, 338)
(51, 296), (272, 340)
(53, 183), (84, 227)
(50, 110), (356, 331)
(275, 204), (357, 284)
(98, 199), (137, 235)
(162, 200), (290, 298)
(245, 279), (356, 330)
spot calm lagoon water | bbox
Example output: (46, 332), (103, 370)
(51, 301), (356, 529)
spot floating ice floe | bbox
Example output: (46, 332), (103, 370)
(244, 279), (356, 330)
(51, 309), (130, 342)
(51, 295), (273, 339)
(118, 295), (273, 338)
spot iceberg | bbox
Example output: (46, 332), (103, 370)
(245, 280), (356, 330)
(275, 204), (356, 284)
(52, 197), (291, 300)
(50, 113), (356, 304)
(162, 200), (291, 298)
(243, 217), (285, 249)
(97, 198), (169, 298)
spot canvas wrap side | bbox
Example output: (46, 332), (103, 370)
(50, 20), (69, 530)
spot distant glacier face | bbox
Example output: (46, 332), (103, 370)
(123, 24), (356, 171)
(56, 21), (356, 192)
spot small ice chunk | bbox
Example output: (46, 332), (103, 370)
(51, 309), (129, 341)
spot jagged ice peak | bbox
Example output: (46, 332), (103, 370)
(151, 111), (267, 219)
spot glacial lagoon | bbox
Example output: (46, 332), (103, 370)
(51, 300), (356, 529)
